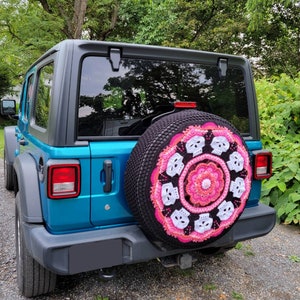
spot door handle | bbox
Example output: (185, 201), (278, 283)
(19, 138), (28, 146)
(103, 160), (112, 193)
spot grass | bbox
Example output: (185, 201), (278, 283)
(203, 283), (217, 291)
(234, 242), (255, 257)
(289, 255), (300, 263)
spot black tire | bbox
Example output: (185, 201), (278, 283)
(15, 196), (56, 297)
(4, 149), (14, 191)
(125, 110), (252, 248)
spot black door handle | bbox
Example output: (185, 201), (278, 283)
(19, 138), (28, 146)
(103, 160), (112, 193)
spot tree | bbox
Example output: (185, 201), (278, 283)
(1, 0), (300, 82)
(0, 0), (64, 84)
(36, 0), (87, 39)
(246, 0), (300, 76)
(0, 64), (11, 98)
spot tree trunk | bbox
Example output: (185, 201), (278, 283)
(72, 0), (88, 39)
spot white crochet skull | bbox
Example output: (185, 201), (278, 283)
(217, 201), (234, 221)
(230, 177), (245, 198)
(227, 151), (244, 172)
(166, 153), (184, 177)
(161, 182), (179, 206)
(170, 208), (190, 229)
(186, 135), (205, 157)
(194, 213), (213, 233)
(211, 136), (230, 156)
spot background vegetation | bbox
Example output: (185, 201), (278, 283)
(0, 0), (299, 224)
(257, 74), (300, 224)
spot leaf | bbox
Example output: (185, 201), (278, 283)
(263, 178), (279, 190)
(288, 193), (300, 203)
(278, 182), (286, 193)
(287, 162), (298, 173)
(285, 202), (298, 214)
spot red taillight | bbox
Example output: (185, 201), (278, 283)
(174, 101), (197, 109)
(253, 151), (272, 180)
(48, 164), (81, 199)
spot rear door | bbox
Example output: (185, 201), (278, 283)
(77, 49), (255, 227)
(89, 141), (136, 226)
(78, 55), (140, 226)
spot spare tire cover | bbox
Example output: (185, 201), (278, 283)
(125, 110), (252, 248)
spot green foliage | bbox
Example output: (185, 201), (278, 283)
(0, 0), (63, 85)
(256, 73), (300, 224)
(232, 291), (244, 300)
(0, 64), (11, 98)
(288, 255), (300, 263)
(246, 0), (300, 76)
(203, 283), (217, 291)
(1, 0), (300, 82)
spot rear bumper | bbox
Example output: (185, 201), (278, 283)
(23, 203), (276, 275)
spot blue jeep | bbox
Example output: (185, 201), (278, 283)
(2, 40), (276, 297)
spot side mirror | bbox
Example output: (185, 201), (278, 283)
(0, 99), (16, 116)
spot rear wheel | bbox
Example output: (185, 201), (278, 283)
(15, 197), (56, 297)
(4, 149), (14, 191)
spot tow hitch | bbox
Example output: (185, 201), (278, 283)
(99, 268), (116, 281)
(158, 253), (197, 270)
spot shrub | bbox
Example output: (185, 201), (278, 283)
(256, 73), (300, 224)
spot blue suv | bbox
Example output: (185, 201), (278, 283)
(2, 40), (275, 297)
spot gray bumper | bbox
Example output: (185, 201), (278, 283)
(23, 203), (276, 275)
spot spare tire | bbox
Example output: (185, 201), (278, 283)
(125, 110), (252, 248)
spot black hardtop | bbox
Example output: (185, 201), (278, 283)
(35, 39), (250, 68)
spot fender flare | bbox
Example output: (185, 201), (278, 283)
(4, 126), (18, 165)
(14, 153), (43, 223)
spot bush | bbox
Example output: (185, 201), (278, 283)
(256, 73), (300, 225)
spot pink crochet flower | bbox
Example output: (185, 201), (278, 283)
(186, 162), (225, 206)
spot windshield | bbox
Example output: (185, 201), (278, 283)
(78, 56), (249, 137)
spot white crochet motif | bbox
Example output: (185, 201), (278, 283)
(166, 153), (184, 177)
(211, 136), (230, 156)
(227, 151), (244, 172)
(170, 208), (190, 229)
(186, 135), (205, 157)
(194, 213), (213, 233)
(230, 177), (246, 198)
(217, 201), (234, 221)
(161, 182), (179, 206)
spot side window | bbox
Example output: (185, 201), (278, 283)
(24, 74), (34, 121)
(35, 63), (54, 129)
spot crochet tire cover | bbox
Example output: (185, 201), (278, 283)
(125, 110), (252, 248)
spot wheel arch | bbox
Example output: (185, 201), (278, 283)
(14, 153), (43, 223)
(4, 126), (18, 164)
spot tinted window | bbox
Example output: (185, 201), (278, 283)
(78, 56), (249, 137)
(24, 74), (35, 121)
(35, 63), (54, 129)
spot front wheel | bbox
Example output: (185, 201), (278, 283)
(15, 198), (57, 297)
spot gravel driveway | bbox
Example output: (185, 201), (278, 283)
(0, 158), (299, 300)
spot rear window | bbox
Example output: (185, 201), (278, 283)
(78, 56), (249, 137)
